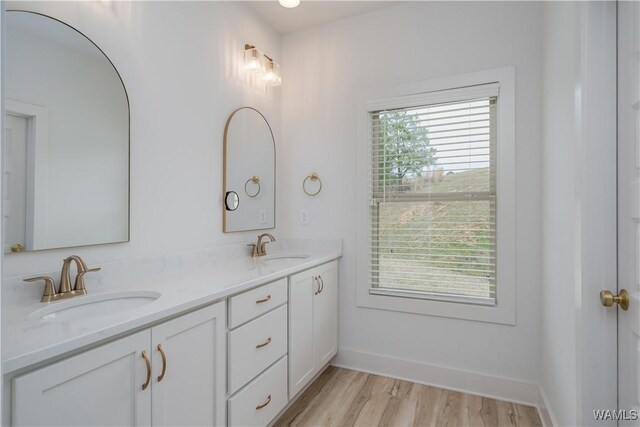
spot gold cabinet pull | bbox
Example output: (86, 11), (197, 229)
(314, 276), (320, 295)
(256, 395), (272, 410)
(318, 275), (324, 294)
(141, 351), (151, 390)
(256, 337), (272, 349)
(157, 344), (167, 382)
(256, 295), (272, 304)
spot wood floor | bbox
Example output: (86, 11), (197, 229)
(274, 367), (542, 427)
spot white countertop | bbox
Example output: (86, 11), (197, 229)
(2, 240), (341, 375)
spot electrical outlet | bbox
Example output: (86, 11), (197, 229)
(259, 209), (267, 224)
(301, 209), (309, 225)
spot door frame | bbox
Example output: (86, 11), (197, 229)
(4, 99), (48, 251)
(578, 2), (618, 425)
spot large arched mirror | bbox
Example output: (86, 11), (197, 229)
(223, 107), (275, 232)
(4, 11), (130, 253)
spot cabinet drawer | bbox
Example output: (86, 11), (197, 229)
(229, 304), (287, 394)
(228, 356), (288, 427)
(229, 278), (287, 329)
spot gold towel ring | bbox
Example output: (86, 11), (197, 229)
(303, 172), (322, 196)
(244, 176), (261, 198)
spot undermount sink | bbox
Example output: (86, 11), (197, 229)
(262, 253), (310, 261)
(30, 290), (161, 322)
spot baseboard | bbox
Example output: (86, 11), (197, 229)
(536, 385), (557, 427)
(332, 348), (539, 407)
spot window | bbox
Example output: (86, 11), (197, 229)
(369, 85), (498, 306)
(356, 68), (515, 324)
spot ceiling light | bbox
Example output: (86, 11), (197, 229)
(279, 0), (300, 8)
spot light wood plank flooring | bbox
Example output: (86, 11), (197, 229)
(274, 367), (542, 427)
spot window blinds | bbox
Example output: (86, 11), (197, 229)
(369, 85), (498, 305)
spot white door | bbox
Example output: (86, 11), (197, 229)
(288, 269), (315, 398)
(618, 1), (640, 424)
(151, 302), (226, 427)
(12, 331), (152, 426)
(313, 261), (338, 369)
(3, 113), (28, 253)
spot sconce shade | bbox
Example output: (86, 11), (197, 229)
(244, 46), (266, 74)
(262, 60), (282, 87)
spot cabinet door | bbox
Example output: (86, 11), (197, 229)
(288, 269), (315, 398)
(313, 261), (338, 369)
(12, 331), (151, 427)
(151, 302), (226, 427)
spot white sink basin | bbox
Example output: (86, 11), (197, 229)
(262, 254), (310, 261)
(30, 290), (161, 322)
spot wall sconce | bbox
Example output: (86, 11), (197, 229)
(244, 44), (282, 87)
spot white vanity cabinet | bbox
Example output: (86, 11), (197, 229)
(12, 331), (152, 426)
(227, 278), (289, 426)
(151, 303), (226, 427)
(288, 261), (338, 398)
(7, 256), (341, 427)
(11, 302), (226, 427)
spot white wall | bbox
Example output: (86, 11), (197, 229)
(279, 1), (542, 399)
(3, 1), (281, 277)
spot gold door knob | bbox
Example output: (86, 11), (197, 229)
(600, 289), (630, 310)
(11, 243), (25, 253)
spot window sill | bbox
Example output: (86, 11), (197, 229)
(369, 288), (496, 307)
(357, 287), (515, 325)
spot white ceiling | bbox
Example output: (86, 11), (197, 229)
(248, 1), (402, 34)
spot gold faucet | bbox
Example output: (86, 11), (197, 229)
(248, 233), (276, 257)
(23, 255), (101, 302)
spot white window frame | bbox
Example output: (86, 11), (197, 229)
(355, 67), (516, 325)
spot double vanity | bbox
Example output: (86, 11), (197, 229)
(2, 240), (341, 426)
(2, 8), (335, 427)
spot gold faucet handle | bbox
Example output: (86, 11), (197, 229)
(23, 276), (56, 302)
(74, 267), (101, 292)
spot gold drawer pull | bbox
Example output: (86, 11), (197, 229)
(157, 344), (167, 382)
(256, 395), (272, 410)
(256, 337), (272, 349)
(141, 351), (151, 390)
(256, 295), (272, 304)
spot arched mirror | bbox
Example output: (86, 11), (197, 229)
(4, 11), (130, 253)
(223, 107), (275, 232)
